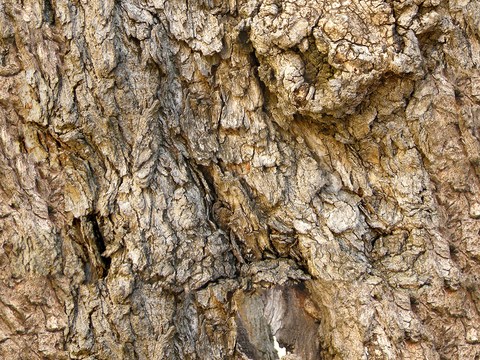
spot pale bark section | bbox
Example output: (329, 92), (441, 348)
(1, 0), (480, 359)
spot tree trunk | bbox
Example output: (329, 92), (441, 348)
(1, 0), (480, 358)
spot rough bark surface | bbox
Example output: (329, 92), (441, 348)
(1, 0), (480, 358)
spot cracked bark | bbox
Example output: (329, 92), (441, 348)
(1, 0), (480, 359)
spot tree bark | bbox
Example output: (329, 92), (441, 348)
(1, 0), (480, 358)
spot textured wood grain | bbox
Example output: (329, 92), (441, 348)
(1, 0), (480, 358)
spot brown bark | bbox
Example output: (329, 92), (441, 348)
(1, 0), (480, 358)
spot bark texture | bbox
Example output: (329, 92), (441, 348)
(1, 0), (480, 358)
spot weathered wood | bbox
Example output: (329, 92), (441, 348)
(1, 0), (480, 358)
